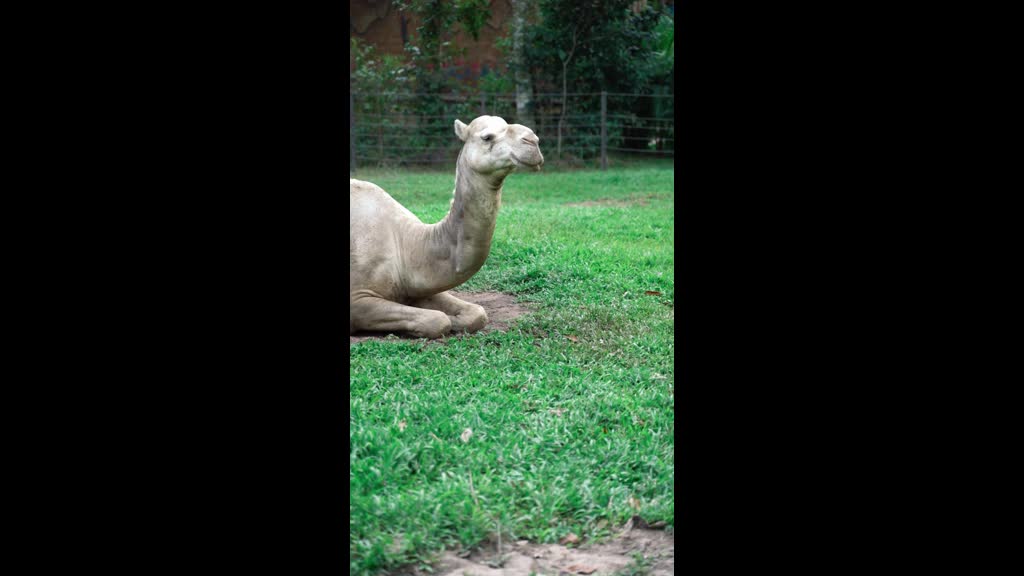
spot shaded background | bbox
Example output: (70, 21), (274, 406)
(349, 0), (675, 169)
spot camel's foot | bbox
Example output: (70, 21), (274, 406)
(410, 292), (488, 334)
(410, 310), (453, 339)
(449, 304), (487, 333)
(351, 293), (452, 339)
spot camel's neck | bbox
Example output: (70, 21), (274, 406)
(430, 150), (508, 282)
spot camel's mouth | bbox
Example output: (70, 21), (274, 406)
(511, 152), (544, 171)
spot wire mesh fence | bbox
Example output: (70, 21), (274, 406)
(350, 91), (674, 171)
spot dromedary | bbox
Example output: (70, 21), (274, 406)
(350, 116), (544, 339)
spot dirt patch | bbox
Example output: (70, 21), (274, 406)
(349, 291), (531, 345)
(392, 520), (673, 576)
(565, 193), (665, 208)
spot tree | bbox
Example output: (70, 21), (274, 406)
(522, 0), (671, 155)
(394, 0), (491, 95)
(509, 0), (535, 127)
(525, 0), (618, 156)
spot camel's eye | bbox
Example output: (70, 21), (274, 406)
(481, 134), (493, 142)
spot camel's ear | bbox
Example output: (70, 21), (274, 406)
(454, 119), (468, 142)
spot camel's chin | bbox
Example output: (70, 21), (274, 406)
(510, 152), (544, 172)
(511, 160), (543, 172)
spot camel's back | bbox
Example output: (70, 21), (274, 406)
(350, 179), (420, 227)
(350, 179), (423, 284)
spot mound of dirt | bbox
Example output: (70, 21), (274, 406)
(349, 291), (531, 345)
(413, 521), (673, 576)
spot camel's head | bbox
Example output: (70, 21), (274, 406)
(454, 116), (544, 175)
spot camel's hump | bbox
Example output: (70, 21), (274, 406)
(350, 178), (382, 192)
(350, 179), (421, 224)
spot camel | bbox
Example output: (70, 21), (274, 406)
(350, 116), (544, 339)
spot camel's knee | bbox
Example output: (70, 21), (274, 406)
(458, 304), (488, 333)
(412, 310), (452, 339)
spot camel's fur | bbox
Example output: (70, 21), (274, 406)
(350, 116), (544, 339)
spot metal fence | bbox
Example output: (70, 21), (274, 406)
(350, 91), (673, 172)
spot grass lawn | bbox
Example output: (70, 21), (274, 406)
(349, 160), (675, 575)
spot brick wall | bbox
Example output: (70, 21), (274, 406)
(349, 0), (513, 81)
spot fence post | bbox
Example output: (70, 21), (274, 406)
(480, 92), (487, 116)
(600, 91), (608, 171)
(350, 92), (356, 175)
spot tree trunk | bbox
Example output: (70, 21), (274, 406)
(557, 59), (566, 158)
(510, 0), (533, 127)
(557, 29), (578, 160)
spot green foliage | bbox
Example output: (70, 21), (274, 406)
(350, 164), (675, 576)
(455, 0), (491, 40)
(352, 0), (487, 167)
(478, 70), (516, 94)
(644, 13), (674, 80)
(654, 13), (674, 66)
(394, 0), (492, 92)
(349, 0), (494, 166)
(521, 0), (671, 95)
(350, 1), (674, 166)
(350, 38), (412, 95)
(497, 0), (674, 155)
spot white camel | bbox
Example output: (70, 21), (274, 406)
(350, 116), (544, 339)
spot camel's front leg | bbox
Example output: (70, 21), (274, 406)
(409, 292), (488, 334)
(351, 293), (452, 339)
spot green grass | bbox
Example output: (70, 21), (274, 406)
(350, 160), (675, 576)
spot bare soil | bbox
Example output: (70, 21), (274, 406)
(391, 520), (673, 576)
(564, 193), (666, 208)
(350, 291), (532, 345)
